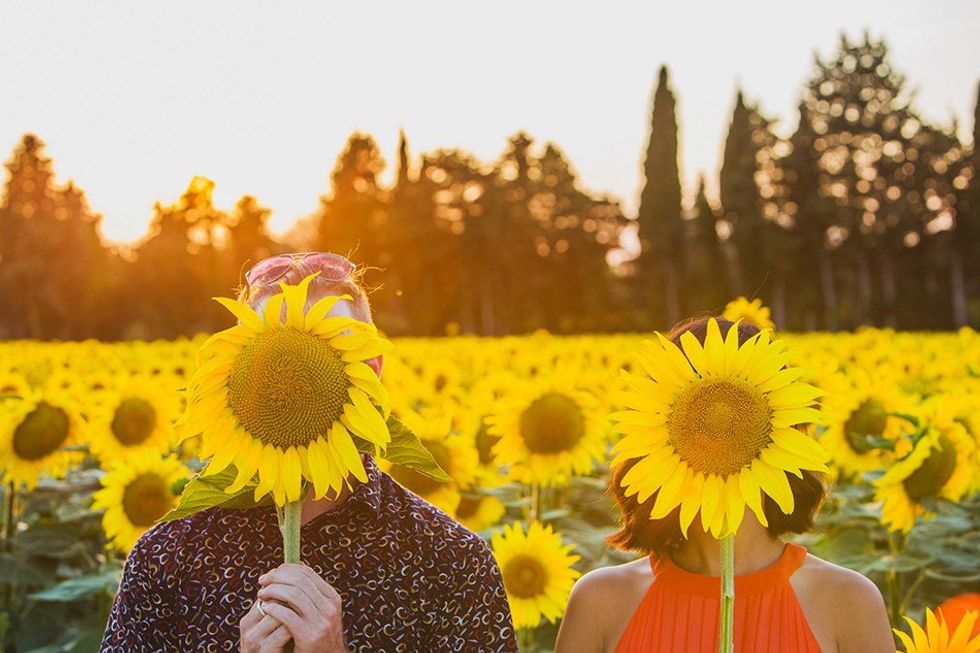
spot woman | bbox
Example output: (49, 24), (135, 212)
(555, 316), (894, 653)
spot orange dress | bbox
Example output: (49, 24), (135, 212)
(615, 542), (822, 653)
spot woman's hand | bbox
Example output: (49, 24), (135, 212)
(256, 563), (349, 653)
(239, 598), (292, 653)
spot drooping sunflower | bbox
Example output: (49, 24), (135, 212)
(486, 374), (607, 487)
(177, 273), (393, 506)
(874, 396), (976, 533)
(381, 407), (477, 514)
(92, 450), (187, 553)
(87, 376), (182, 462)
(611, 318), (829, 538)
(491, 521), (581, 630)
(895, 607), (980, 653)
(453, 492), (506, 532)
(820, 369), (912, 479)
(722, 297), (775, 330)
(0, 388), (85, 489)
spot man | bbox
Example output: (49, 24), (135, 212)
(100, 252), (518, 652)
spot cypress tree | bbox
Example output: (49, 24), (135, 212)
(636, 65), (684, 326)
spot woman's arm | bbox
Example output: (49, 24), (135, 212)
(555, 569), (616, 653)
(833, 571), (895, 653)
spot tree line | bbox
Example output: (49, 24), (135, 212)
(0, 32), (977, 339)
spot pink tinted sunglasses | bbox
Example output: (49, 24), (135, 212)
(244, 252), (355, 288)
(243, 252), (383, 378)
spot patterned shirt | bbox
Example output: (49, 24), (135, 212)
(100, 456), (518, 652)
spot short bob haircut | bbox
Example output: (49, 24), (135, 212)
(606, 315), (827, 557)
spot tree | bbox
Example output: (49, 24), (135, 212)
(719, 90), (778, 300)
(683, 175), (726, 314)
(636, 65), (684, 327)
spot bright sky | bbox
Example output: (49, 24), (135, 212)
(1, 1), (978, 244)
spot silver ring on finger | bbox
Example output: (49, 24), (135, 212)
(256, 599), (267, 617)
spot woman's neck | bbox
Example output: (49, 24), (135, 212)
(670, 517), (785, 576)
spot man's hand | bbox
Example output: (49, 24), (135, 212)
(256, 563), (349, 653)
(239, 598), (292, 653)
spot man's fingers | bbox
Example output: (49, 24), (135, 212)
(240, 599), (267, 631)
(260, 600), (305, 636)
(247, 613), (284, 641)
(257, 582), (317, 619)
(258, 624), (292, 653)
(261, 564), (338, 607)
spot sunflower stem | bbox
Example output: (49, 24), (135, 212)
(281, 499), (302, 564)
(718, 534), (735, 653)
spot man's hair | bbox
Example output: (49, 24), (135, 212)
(605, 315), (827, 557)
(235, 258), (373, 323)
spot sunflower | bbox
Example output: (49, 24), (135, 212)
(92, 450), (186, 553)
(895, 607), (980, 653)
(87, 376), (182, 462)
(177, 273), (393, 506)
(611, 318), (829, 538)
(722, 297), (775, 330)
(487, 374), (607, 487)
(454, 492), (506, 532)
(819, 369), (912, 479)
(381, 407), (477, 514)
(0, 388), (85, 489)
(874, 396), (976, 533)
(491, 521), (581, 630)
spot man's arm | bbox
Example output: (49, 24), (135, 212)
(428, 535), (519, 652)
(100, 537), (175, 653)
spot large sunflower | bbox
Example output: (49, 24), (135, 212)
(895, 607), (980, 653)
(486, 374), (607, 487)
(820, 369), (911, 479)
(0, 388), (85, 489)
(491, 521), (581, 630)
(92, 450), (187, 553)
(874, 396), (976, 533)
(611, 318), (829, 538)
(87, 376), (182, 462)
(177, 273), (393, 506)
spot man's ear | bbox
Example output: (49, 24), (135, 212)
(366, 354), (383, 378)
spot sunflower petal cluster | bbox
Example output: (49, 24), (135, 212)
(491, 521), (581, 629)
(92, 450), (187, 552)
(177, 273), (393, 506)
(0, 387), (85, 489)
(896, 607), (980, 653)
(611, 318), (829, 538)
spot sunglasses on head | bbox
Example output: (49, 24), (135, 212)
(244, 252), (356, 288)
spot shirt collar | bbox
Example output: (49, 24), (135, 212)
(305, 454), (383, 528)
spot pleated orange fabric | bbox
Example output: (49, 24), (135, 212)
(615, 542), (822, 653)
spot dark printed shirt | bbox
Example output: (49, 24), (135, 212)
(100, 456), (518, 652)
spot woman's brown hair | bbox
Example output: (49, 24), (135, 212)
(606, 315), (827, 557)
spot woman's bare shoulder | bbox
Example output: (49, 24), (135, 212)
(796, 551), (883, 602)
(792, 551), (894, 653)
(556, 557), (653, 653)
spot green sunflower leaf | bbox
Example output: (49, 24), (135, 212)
(352, 415), (452, 482)
(159, 466), (267, 523)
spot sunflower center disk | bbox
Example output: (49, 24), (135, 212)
(111, 397), (158, 445)
(122, 473), (174, 527)
(12, 402), (70, 461)
(903, 434), (957, 501)
(503, 554), (548, 599)
(475, 419), (500, 465)
(519, 392), (585, 454)
(390, 441), (451, 497)
(668, 378), (772, 476)
(844, 397), (888, 454)
(227, 328), (353, 449)
(455, 495), (481, 519)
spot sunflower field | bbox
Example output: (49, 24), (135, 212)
(1, 326), (979, 652)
